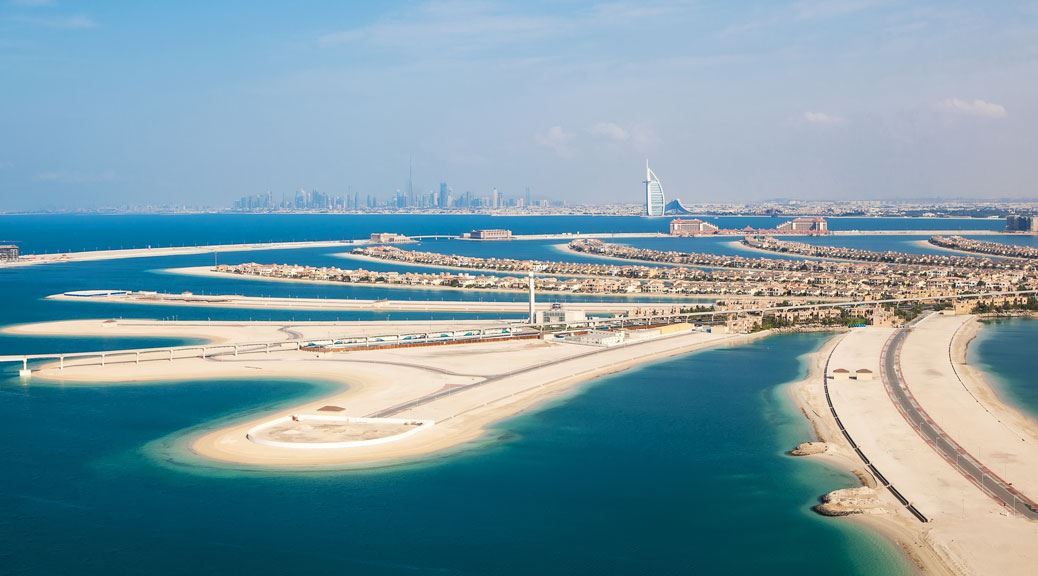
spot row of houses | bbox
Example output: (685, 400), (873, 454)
(743, 235), (1034, 271)
(929, 235), (1038, 260)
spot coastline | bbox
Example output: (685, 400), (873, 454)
(784, 333), (954, 576)
(0, 240), (362, 269)
(950, 316), (1038, 445)
(26, 322), (770, 470)
(44, 292), (653, 314)
(165, 265), (718, 301)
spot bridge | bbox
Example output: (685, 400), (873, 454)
(409, 235), (459, 241)
(2, 289), (1035, 378)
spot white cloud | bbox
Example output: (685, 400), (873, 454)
(36, 170), (117, 184)
(794, 0), (891, 20)
(939, 98), (1007, 119)
(16, 14), (97, 29)
(802, 111), (846, 126)
(589, 122), (629, 142)
(318, 1), (563, 51)
(535, 126), (575, 157)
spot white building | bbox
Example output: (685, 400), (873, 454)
(535, 303), (587, 325)
(566, 330), (626, 347)
(644, 160), (666, 217)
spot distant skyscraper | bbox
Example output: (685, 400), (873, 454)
(491, 187), (500, 209)
(438, 180), (449, 208)
(644, 160), (666, 217)
(407, 155), (415, 207)
(524, 186), (532, 207)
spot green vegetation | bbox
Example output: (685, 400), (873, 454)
(973, 296), (1038, 314)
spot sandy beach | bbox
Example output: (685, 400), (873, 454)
(17, 317), (763, 469)
(45, 291), (657, 314)
(10, 313), (1037, 574)
(788, 316), (1038, 576)
(0, 239), (364, 269)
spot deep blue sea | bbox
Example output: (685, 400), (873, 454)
(0, 214), (1032, 575)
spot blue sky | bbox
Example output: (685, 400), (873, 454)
(1, 1), (1036, 209)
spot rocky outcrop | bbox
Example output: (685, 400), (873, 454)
(813, 487), (886, 517)
(788, 441), (828, 456)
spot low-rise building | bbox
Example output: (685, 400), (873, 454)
(1006, 215), (1038, 233)
(565, 330), (626, 347)
(536, 304), (587, 325)
(369, 232), (409, 244)
(468, 229), (513, 240)
(777, 217), (829, 234)
(870, 305), (901, 327)
(0, 245), (18, 262)
(669, 218), (720, 236)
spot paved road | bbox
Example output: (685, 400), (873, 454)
(880, 314), (1038, 519)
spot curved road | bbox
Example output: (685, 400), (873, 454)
(880, 314), (1038, 519)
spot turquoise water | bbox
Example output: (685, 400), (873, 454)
(1, 214), (1005, 253)
(1, 214), (1017, 574)
(0, 334), (910, 575)
(969, 318), (1038, 420)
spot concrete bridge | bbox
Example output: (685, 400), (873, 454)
(2, 289), (1034, 378)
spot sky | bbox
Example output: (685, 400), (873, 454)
(1, 0), (1037, 210)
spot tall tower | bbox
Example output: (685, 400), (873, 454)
(407, 155), (414, 208)
(528, 272), (536, 323)
(438, 180), (449, 208)
(644, 160), (666, 217)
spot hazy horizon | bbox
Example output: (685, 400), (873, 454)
(2, 1), (1036, 210)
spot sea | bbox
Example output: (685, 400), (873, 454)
(0, 214), (1033, 575)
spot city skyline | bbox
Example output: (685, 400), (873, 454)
(2, 2), (1037, 211)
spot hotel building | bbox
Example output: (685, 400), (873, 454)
(669, 218), (720, 236)
(644, 160), (666, 217)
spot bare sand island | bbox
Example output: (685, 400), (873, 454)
(789, 315), (1038, 576)
(0, 240), (364, 269)
(45, 291), (661, 314)
(18, 318), (762, 469)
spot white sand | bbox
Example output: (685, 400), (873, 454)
(45, 291), (662, 314)
(0, 240), (363, 268)
(21, 318), (762, 469)
(793, 320), (1038, 576)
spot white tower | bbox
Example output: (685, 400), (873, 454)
(644, 160), (666, 217)
(528, 271), (536, 323)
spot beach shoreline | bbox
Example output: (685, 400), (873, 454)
(22, 319), (769, 470)
(165, 265), (721, 301)
(784, 333), (955, 576)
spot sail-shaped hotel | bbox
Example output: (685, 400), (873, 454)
(644, 160), (666, 217)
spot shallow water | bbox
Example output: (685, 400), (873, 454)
(0, 214), (1011, 574)
(0, 334), (911, 575)
(969, 317), (1038, 421)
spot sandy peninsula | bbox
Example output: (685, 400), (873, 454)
(788, 315), (1038, 576)
(45, 291), (659, 315)
(0, 239), (364, 269)
(17, 318), (763, 469)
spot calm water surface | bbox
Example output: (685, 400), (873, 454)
(0, 334), (911, 575)
(970, 318), (1038, 420)
(2, 215), (1027, 574)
